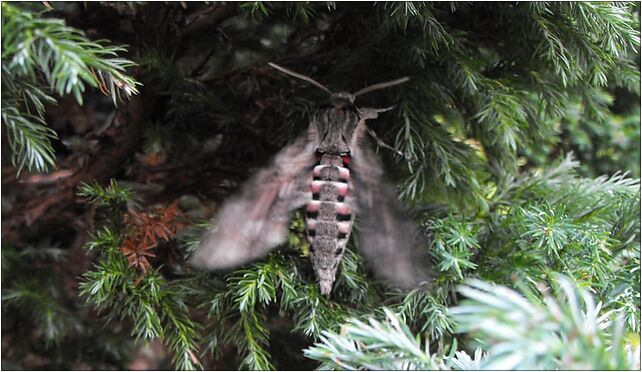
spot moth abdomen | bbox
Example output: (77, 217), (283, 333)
(313, 164), (350, 182)
(336, 213), (352, 222)
(306, 153), (355, 295)
(311, 181), (348, 198)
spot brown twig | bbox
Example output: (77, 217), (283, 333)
(2, 90), (151, 242)
(3, 3), (240, 244)
(179, 4), (237, 42)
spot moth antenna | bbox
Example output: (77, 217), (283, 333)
(268, 62), (332, 95)
(353, 77), (410, 97)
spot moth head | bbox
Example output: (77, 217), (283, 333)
(268, 63), (409, 154)
(329, 92), (356, 108)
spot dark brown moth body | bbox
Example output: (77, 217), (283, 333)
(306, 95), (359, 295)
(190, 64), (427, 295)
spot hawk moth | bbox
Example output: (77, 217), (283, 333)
(190, 63), (427, 295)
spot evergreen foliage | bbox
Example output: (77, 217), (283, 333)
(1, 2), (138, 175)
(306, 275), (639, 370)
(2, 2), (639, 370)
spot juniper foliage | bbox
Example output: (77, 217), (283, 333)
(1, 2), (639, 370)
(307, 275), (639, 370)
(1, 2), (139, 175)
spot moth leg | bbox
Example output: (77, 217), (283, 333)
(358, 106), (406, 158)
(372, 106), (395, 113)
(365, 128), (405, 158)
(359, 106), (395, 119)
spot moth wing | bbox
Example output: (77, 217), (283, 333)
(350, 141), (429, 288)
(190, 133), (316, 270)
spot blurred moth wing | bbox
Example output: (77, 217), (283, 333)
(349, 112), (429, 288)
(189, 130), (318, 270)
